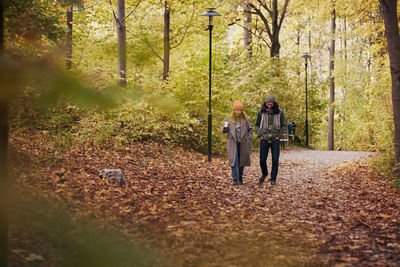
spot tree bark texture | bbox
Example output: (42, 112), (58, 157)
(0, 1), (8, 266)
(66, 6), (73, 70)
(328, 7), (335, 150)
(243, 3), (252, 57)
(308, 29), (312, 79)
(380, 0), (400, 174)
(0, 0), (3, 56)
(270, 0), (280, 57)
(344, 17), (347, 76)
(117, 0), (127, 86)
(163, 1), (170, 80)
(0, 100), (7, 267)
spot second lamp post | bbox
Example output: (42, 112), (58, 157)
(301, 53), (311, 147)
(201, 8), (221, 162)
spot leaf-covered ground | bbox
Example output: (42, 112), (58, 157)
(8, 130), (400, 266)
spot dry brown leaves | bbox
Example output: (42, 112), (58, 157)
(8, 130), (400, 266)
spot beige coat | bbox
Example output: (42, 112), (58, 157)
(222, 115), (253, 167)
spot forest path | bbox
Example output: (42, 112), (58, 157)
(212, 148), (400, 266)
(199, 148), (378, 266)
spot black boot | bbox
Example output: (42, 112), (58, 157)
(258, 175), (267, 185)
(233, 179), (238, 185)
(270, 180), (276, 185)
(238, 176), (243, 185)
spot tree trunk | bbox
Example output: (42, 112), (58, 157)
(66, 6), (73, 70)
(270, 0), (280, 57)
(243, 3), (252, 57)
(0, 0), (2, 56)
(247, 0), (289, 58)
(308, 28), (312, 77)
(117, 0), (127, 86)
(328, 7), (335, 150)
(0, 101), (7, 267)
(163, 1), (170, 80)
(380, 0), (400, 175)
(270, 33), (280, 57)
(344, 17), (347, 75)
(0, 0), (8, 266)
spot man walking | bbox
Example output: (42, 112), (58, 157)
(255, 95), (286, 185)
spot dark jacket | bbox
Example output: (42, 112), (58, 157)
(255, 102), (286, 142)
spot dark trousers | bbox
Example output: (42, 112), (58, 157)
(259, 139), (280, 181)
(231, 142), (244, 181)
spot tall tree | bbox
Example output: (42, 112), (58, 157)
(243, 2), (252, 57)
(116, 0), (127, 86)
(163, 1), (170, 80)
(66, 5), (73, 69)
(343, 16), (347, 75)
(328, 4), (336, 150)
(136, 1), (194, 80)
(379, 0), (400, 175)
(246, 0), (290, 57)
(64, 0), (87, 70)
(0, 0), (8, 265)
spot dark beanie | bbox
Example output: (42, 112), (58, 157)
(265, 95), (275, 103)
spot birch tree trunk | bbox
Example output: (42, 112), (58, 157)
(66, 6), (73, 69)
(117, 0), (127, 86)
(243, 3), (252, 57)
(163, 1), (170, 80)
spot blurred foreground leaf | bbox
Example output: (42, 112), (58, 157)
(9, 193), (164, 266)
(0, 56), (125, 108)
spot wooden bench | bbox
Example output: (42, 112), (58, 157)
(280, 120), (295, 149)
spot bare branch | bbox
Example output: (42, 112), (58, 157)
(228, 18), (241, 26)
(171, 5), (196, 49)
(113, 11), (121, 27)
(77, 7), (95, 66)
(121, 0), (142, 23)
(70, 1), (100, 12)
(231, 21), (270, 47)
(278, 0), (290, 30)
(244, 10), (258, 15)
(132, 13), (164, 62)
(256, 0), (272, 17)
(248, 3), (272, 39)
(108, 0), (122, 27)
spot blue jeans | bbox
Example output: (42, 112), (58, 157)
(259, 139), (280, 181)
(231, 142), (244, 181)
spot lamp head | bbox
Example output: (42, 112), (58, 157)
(201, 8), (221, 26)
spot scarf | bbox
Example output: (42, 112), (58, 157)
(260, 110), (280, 132)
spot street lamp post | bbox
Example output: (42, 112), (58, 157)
(301, 53), (311, 147)
(201, 8), (221, 162)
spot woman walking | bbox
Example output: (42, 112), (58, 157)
(255, 95), (286, 185)
(222, 100), (253, 185)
